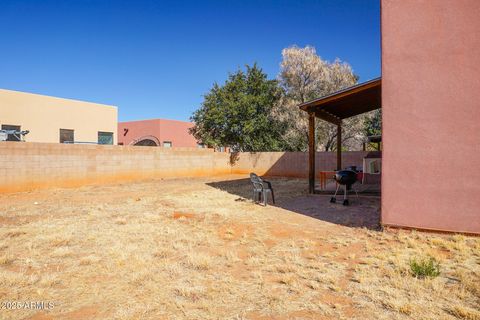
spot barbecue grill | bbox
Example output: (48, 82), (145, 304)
(330, 169), (359, 206)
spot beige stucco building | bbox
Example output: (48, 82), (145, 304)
(0, 89), (117, 144)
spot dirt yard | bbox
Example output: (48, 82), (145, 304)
(0, 175), (479, 320)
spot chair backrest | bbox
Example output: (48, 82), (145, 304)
(250, 173), (264, 189)
(250, 172), (263, 182)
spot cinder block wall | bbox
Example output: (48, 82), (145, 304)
(232, 151), (369, 177)
(0, 142), (369, 193)
(0, 142), (231, 193)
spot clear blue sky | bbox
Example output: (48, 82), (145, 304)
(0, 0), (380, 122)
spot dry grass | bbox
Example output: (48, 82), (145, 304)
(348, 230), (480, 320)
(0, 175), (478, 319)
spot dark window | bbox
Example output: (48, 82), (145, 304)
(59, 129), (74, 143)
(98, 132), (113, 145)
(163, 141), (172, 148)
(1, 125), (21, 141)
(135, 139), (158, 146)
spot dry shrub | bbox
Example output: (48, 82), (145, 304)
(5, 229), (27, 238)
(38, 274), (61, 287)
(447, 306), (480, 320)
(183, 252), (212, 271)
(78, 255), (101, 266)
(174, 286), (206, 302)
(51, 247), (74, 258)
(153, 248), (175, 259)
(0, 253), (15, 265)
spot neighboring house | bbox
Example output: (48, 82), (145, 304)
(0, 89), (117, 144)
(118, 118), (200, 148)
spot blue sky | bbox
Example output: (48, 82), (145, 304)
(0, 0), (380, 122)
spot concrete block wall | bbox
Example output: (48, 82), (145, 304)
(0, 142), (231, 193)
(0, 142), (369, 193)
(232, 151), (369, 177)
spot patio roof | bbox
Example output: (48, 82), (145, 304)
(298, 77), (381, 125)
(298, 77), (382, 194)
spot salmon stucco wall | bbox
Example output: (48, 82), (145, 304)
(118, 119), (160, 145)
(118, 119), (198, 147)
(381, 0), (480, 234)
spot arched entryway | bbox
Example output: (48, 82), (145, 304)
(131, 135), (160, 147)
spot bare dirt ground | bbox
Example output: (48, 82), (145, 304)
(0, 175), (479, 320)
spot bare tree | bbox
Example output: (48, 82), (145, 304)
(272, 45), (365, 151)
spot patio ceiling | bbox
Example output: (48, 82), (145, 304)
(298, 77), (381, 125)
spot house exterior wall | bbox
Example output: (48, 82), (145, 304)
(0, 89), (117, 144)
(381, 0), (480, 234)
(118, 119), (199, 147)
(118, 119), (160, 145)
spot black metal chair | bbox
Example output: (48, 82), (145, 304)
(250, 173), (275, 206)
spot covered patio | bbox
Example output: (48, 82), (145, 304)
(298, 77), (382, 194)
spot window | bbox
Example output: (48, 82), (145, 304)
(163, 141), (172, 148)
(1, 125), (21, 141)
(197, 143), (205, 148)
(59, 129), (74, 143)
(98, 131), (113, 145)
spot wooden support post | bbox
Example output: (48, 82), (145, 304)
(336, 122), (342, 170)
(308, 112), (315, 194)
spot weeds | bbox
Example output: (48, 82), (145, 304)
(409, 257), (441, 278)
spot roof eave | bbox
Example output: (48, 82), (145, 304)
(298, 77), (382, 112)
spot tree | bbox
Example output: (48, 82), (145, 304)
(363, 109), (382, 150)
(272, 45), (364, 151)
(190, 64), (285, 152)
(364, 109), (382, 137)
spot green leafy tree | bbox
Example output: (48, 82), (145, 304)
(363, 109), (382, 150)
(190, 64), (285, 152)
(364, 109), (382, 136)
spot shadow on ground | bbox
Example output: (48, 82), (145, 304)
(207, 177), (381, 230)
